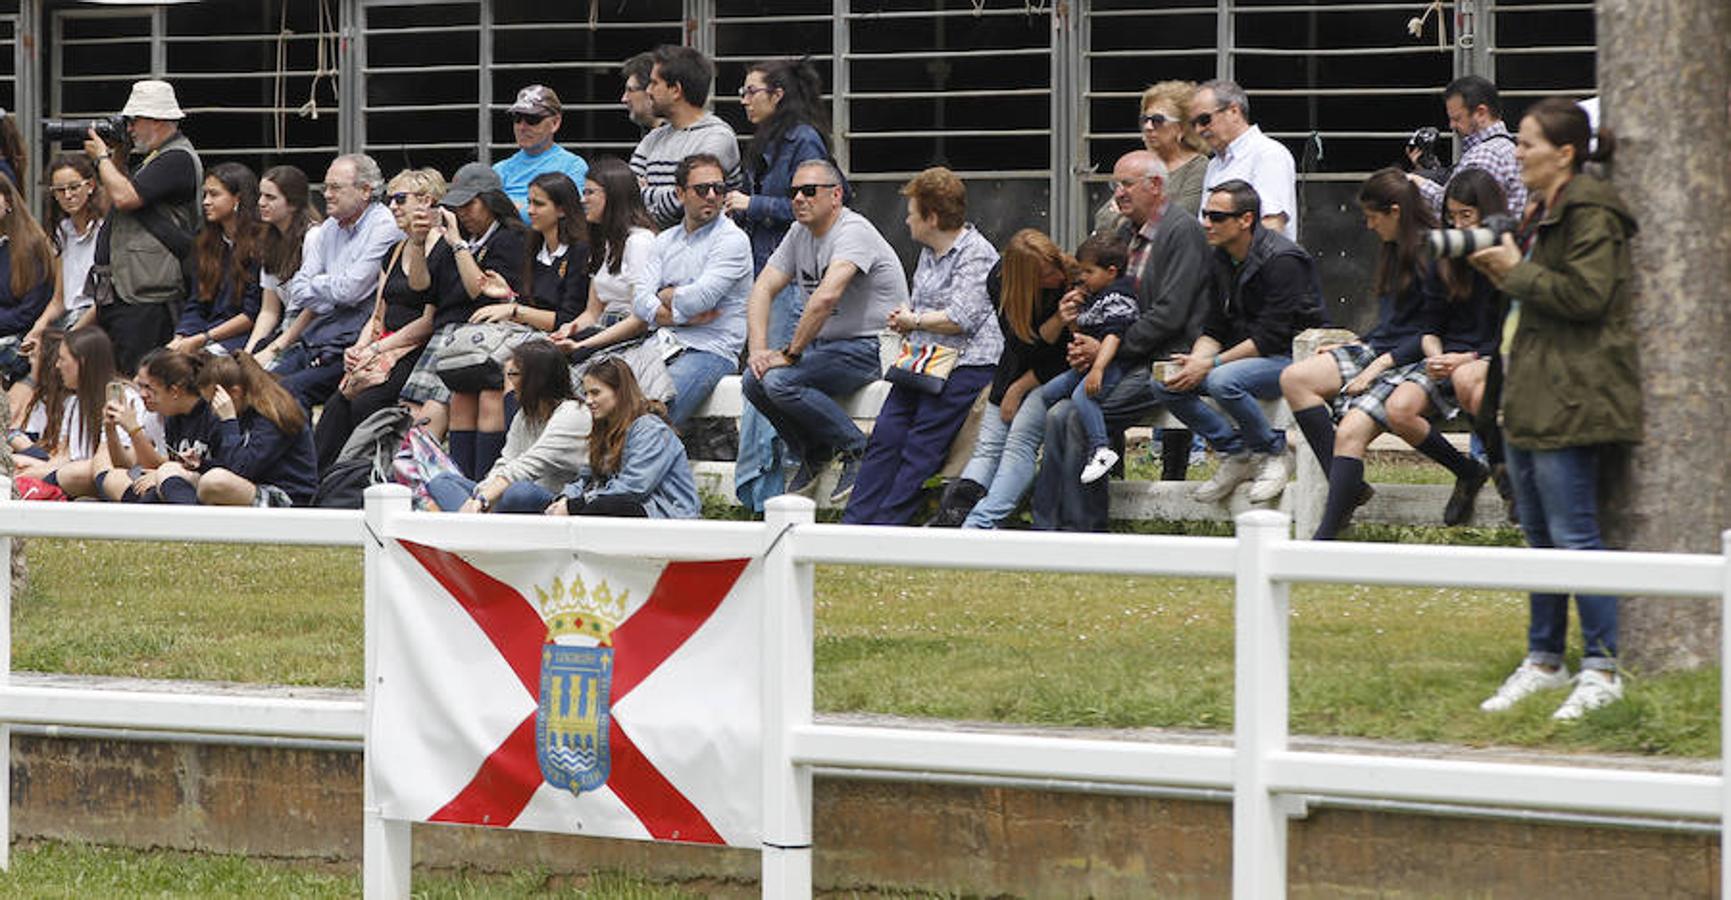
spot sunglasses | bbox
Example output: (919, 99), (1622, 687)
(1189, 105), (1230, 129)
(1139, 113), (1175, 128)
(1202, 210), (1247, 223)
(511, 112), (549, 126)
(789, 183), (838, 199)
(685, 181), (727, 197)
(387, 192), (420, 206)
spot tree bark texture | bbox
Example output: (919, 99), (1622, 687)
(1598, 0), (1731, 672)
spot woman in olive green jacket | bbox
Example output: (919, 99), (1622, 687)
(1468, 97), (1639, 723)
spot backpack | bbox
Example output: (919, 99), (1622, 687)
(313, 405), (414, 508)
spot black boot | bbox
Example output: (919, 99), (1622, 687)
(926, 478), (987, 527)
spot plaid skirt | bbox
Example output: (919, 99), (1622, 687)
(399, 323), (459, 405)
(1327, 343), (1459, 429)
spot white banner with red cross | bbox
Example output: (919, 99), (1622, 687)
(371, 537), (762, 847)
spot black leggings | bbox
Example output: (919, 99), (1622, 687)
(312, 352), (419, 474)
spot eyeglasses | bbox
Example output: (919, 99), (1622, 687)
(49, 180), (91, 197)
(738, 85), (772, 100)
(1202, 210), (1246, 223)
(1139, 113), (1175, 128)
(326, 181), (358, 193)
(685, 181), (726, 198)
(789, 183), (838, 199)
(1189, 105), (1230, 129)
(503, 369), (521, 380)
(511, 112), (549, 126)
(1112, 177), (1149, 193)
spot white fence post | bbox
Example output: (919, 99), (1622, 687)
(1233, 509), (1292, 899)
(0, 475), (12, 871)
(760, 495), (817, 899)
(363, 484), (414, 899)
(1722, 529), (1731, 900)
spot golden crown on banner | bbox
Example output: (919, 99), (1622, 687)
(533, 573), (630, 645)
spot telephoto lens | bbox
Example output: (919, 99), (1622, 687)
(1426, 213), (1517, 257)
(41, 114), (125, 150)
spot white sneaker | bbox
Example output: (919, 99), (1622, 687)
(1192, 453), (1257, 503)
(1552, 669), (1624, 721)
(1246, 450), (1295, 503)
(1479, 663), (1572, 712)
(1080, 447), (1119, 484)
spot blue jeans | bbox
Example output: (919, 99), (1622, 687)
(272, 343), (345, 411)
(665, 348), (739, 426)
(426, 472), (559, 514)
(959, 390), (1050, 529)
(1038, 364), (1124, 453)
(740, 336), (880, 464)
(735, 283), (805, 512)
(1034, 367), (1162, 532)
(842, 366), (993, 526)
(1153, 355), (1290, 455)
(1506, 444), (1618, 670)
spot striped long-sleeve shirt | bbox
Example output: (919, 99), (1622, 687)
(629, 113), (743, 230)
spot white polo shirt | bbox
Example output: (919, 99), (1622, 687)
(1201, 125), (1299, 241)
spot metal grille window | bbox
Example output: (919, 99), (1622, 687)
(489, 0), (684, 164)
(1486, 0), (1597, 112)
(711, 0), (835, 151)
(359, 1), (483, 179)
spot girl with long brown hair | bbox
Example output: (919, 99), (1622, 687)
(168, 162), (264, 354)
(423, 339), (590, 515)
(249, 165), (324, 359)
(12, 327), (160, 498)
(1279, 167), (1452, 540)
(552, 357), (697, 519)
(929, 228), (1075, 528)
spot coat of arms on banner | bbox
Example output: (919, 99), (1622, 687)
(533, 574), (628, 796)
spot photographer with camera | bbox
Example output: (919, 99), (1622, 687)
(1407, 76), (1525, 221)
(1466, 98), (1638, 721)
(83, 79), (201, 375)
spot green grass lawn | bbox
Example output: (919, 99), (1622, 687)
(0, 841), (707, 899)
(12, 510), (1719, 757)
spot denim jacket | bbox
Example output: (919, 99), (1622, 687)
(741, 123), (830, 271)
(563, 415), (700, 519)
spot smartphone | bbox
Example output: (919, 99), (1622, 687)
(106, 382), (126, 407)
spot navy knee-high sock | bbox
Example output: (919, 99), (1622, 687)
(1313, 456), (1365, 541)
(1293, 405), (1335, 474)
(1415, 425), (1482, 479)
(157, 476), (198, 505)
(474, 430), (507, 478)
(449, 429), (477, 479)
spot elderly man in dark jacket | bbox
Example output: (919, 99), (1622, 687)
(1032, 150), (1211, 532)
(1158, 179), (1324, 504)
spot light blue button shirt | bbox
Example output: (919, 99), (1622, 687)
(282, 202), (404, 348)
(631, 213), (752, 360)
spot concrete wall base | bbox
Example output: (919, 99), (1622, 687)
(7, 733), (1719, 896)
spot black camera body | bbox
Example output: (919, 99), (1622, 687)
(1428, 213), (1518, 258)
(43, 114), (125, 150)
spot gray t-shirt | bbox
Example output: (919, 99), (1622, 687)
(768, 209), (909, 341)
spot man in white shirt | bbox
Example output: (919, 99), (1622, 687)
(1190, 79), (1299, 240)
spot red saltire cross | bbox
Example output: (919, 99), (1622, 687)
(400, 540), (751, 844)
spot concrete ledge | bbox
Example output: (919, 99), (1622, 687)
(3, 675), (1718, 896)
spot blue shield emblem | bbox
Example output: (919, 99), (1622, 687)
(536, 644), (614, 795)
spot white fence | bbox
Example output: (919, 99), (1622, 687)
(0, 479), (1723, 898)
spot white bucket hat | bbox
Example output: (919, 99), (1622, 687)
(120, 80), (185, 121)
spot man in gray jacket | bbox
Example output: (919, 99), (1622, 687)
(1033, 150), (1211, 532)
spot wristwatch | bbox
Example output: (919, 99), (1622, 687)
(779, 344), (802, 362)
(470, 489), (492, 512)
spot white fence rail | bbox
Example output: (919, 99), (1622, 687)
(0, 479), (1723, 898)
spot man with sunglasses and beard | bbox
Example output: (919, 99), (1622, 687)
(633, 153), (752, 426)
(742, 159), (908, 504)
(1190, 79), (1299, 240)
(493, 84), (589, 221)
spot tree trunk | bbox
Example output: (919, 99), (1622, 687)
(1598, 0), (1731, 671)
